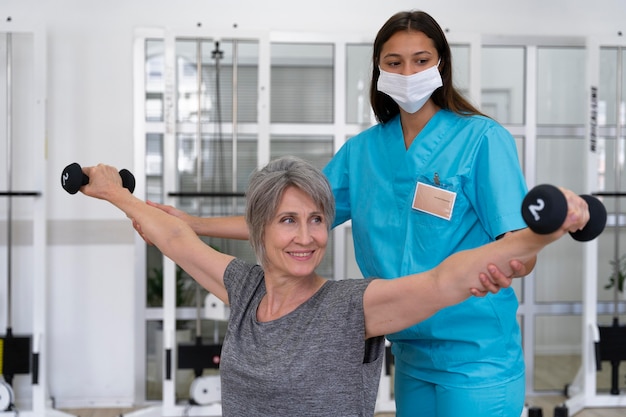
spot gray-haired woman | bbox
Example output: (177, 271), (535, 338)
(80, 156), (589, 417)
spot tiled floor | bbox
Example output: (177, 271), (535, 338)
(58, 354), (626, 417)
(59, 400), (626, 417)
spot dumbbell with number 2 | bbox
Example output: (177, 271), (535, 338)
(61, 162), (136, 195)
(521, 184), (607, 241)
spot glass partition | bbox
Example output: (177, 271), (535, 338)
(481, 46), (525, 124)
(270, 43), (334, 123)
(346, 43), (373, 125)
(537, 47), (586, 126)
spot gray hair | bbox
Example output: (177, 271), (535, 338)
(245, 156), (335, 266)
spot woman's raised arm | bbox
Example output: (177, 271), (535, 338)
(363, 186), (598, 339)
(80, 164), (234, 303)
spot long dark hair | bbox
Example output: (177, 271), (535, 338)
(370, 10), (485, 123)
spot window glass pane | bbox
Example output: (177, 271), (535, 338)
(599, 47), (618, 126)
(271, 43), (334, 123)
(509, 137), (525, 301)
(598, 47), (626, 127)
(535, 314), (626, 392)
(535, 236), (584, 303)
(537, 47), (586, 125)
(450, 44), (470, 99)
(146, 320), (161, 399)
(269, 135), (333, 171)
(175, 134), (256, 219)
(345, 227), (362, 279)
(145, 320), (199, 401)
(514, 136), (524, 171)
(231, 41), (259, 123)
(535, 137), (586, 303)
(176, 133), (233, 195)
(597, 228), (625, 303)
(596, 49), (626, 307)
(534, 315), (581, 391)
(146, 133), (163, 203)
(346, 43), (373, 125)
(176, 39), (208, 122)
(598, 138), (626, 214)
(145, 39), (165, 122)
(596, 314), (626, 393)
(175, 39), (258, 124)
(481, 46), (525, 124)
(596, 137), (626, 304)
(596, 48), (626, 209)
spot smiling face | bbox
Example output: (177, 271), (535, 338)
(378, 30), (439, 76)
(262, 185), (328, 280)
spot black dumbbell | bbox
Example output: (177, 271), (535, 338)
(61, 162), (136, 195)
(521, 184), (607, 242)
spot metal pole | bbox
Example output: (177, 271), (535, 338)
(212, 41), (224, 194)
(6, 32), (13, 334)
(195, 39), (202, 200)
(194, 39), (203, 341)
(231, 40), (238, 201)
(211, 40), (224, 345)
(615, 47), (624, 322)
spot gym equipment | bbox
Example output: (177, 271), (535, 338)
(564, 40), (626, 415)
(188, 375), (221, 405)
(60, 162), (136, 195)
(553, 404), (568, 417)
(0, 379), (13, 412)
(521, 184), (607, 241)
(203, 293), (229, 321)
(0, 25), (72, 417)
(178, 295), (228, 405)
(0, 334), (32, 384)
(2, 29), (36, 413)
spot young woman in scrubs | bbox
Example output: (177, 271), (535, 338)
(322, 10), (533, 417)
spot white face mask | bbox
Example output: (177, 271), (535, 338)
(377, 62), (443, 114)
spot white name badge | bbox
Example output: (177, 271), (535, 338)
(412, 182), (456, 220)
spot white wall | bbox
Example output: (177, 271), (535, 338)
(1, 0), (625, 408)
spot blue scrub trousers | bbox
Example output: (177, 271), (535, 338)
(394, 362), (525, 417)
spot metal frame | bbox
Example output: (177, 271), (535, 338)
(565, 35), (626, 416)
(0, 21), (71, 417)
(132, 25), (271, 417)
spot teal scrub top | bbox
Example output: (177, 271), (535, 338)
(323, 110), (528, 387)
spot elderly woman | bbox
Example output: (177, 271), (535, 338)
(80, 156), (588, 417)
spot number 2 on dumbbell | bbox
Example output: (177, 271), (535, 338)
(527, 199), (546, 222)
(521, 184), (607, 242)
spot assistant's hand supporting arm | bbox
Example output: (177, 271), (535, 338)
(132, 201), (250, 245)
(468, 235), (537, 297)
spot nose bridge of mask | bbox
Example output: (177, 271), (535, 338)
(408, 64), (442, 95)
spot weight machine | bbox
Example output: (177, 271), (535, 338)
(564, 37), (626, 415)
(0, 21), (71, 417)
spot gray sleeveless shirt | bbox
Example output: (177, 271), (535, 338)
(220, 258), (385, 417)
